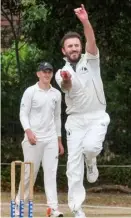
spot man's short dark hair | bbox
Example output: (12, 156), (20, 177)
(60, 31), (82, 47)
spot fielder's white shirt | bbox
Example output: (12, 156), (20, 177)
(20, 83), (61, 141)
(55, 50), (106, 119)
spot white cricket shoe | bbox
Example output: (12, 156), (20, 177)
(46, 208), (63, 217)
(15, 203), (20, 217)
(73, 209), (86, 218)
(86, 158), (99, 183)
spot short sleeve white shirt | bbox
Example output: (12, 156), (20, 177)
(55, 50), (106, 119)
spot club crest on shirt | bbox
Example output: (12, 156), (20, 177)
(81, 67), (88, 73)
(67, 129), (72, 136)
(52, 98), (56, 104)
(52, 98), (56, 108)
(21, 103), (25, 108)
(101, 123), (106, 127)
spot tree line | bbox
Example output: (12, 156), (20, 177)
(1, 0), (131, 189)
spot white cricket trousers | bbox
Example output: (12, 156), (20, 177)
(16, 137), (59, 209)
(65, 112), (110, 212)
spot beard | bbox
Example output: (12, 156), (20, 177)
(66, 51), (81, 63)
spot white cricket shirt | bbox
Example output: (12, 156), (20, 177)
(20, 83), (61, 141)
(55, 50), (106, 119)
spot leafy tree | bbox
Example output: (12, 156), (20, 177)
(1, 0), (131, 191)
(1, 0), (46, 79)
(21, 0), (131, 155)
(1, 42), (45, 137)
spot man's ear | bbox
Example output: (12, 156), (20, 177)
(36, 71), (40, 78)
(62, 47), (66, 55)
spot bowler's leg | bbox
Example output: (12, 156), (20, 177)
(83, 113), (110, 183)
(66, 128), (86, 212)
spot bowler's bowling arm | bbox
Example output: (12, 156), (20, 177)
(61, 78), (72, 91)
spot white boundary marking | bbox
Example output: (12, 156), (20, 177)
(2, 217), (131, 218)
(1, 202), (131, 210)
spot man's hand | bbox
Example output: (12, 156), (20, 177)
(74, 4), (97, 55)
(74, 4), (88, 24)
(58, 137), (64, 155)
(59, 143), (64, 155)
(25, 129), (37, 145)
(60, 71), (72, 90)
(60, 71), (71, 81)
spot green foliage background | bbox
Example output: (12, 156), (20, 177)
(1, 0), (131, 191)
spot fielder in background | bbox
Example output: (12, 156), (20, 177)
(55, 4), (110, 218)
(15, 62), (64, 217)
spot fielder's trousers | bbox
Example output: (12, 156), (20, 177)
(16, 137), (59, 210)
